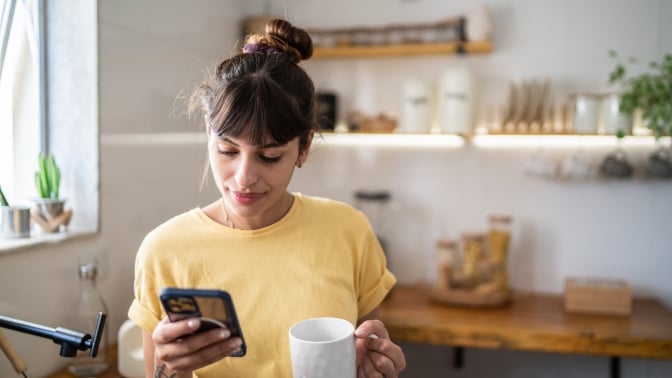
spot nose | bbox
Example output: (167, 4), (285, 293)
(234, 155), (258, 188)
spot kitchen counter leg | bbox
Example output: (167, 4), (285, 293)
(453, 346), (464, 369)
(610, 356), (620, 378)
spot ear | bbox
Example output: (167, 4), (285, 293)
(296, 132), (314, 168)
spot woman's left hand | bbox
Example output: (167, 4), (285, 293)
(354, 319), (406, 378)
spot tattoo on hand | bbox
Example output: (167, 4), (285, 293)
(154, 363), (176, 378)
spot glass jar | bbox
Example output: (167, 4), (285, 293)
(435, 239), (458, 290)
(460, 233), (486, 277)
(354, 190), (392, 254)
(488, 215), (512, 291)
(68, 263), (109, 376)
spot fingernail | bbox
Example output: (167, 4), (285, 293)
(368, 333), (379, 339)
(187, 319), (200, 329)
(219, 329), (231, 339)
(230, 338), (242, 348)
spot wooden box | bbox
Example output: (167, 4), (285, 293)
(564, 277), (632, 316)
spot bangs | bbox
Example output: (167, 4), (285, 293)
(209, 71), (309, 146)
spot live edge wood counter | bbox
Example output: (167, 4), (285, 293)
(47, 285), (672, 377)
(379, 285), (672, 360)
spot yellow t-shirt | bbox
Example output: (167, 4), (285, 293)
(128, 193), (396, 377)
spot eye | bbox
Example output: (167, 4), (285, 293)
(216, 144), (237, 156)
(259, 155), (282, 164)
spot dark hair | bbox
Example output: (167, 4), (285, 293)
(194, 19), (317, 152)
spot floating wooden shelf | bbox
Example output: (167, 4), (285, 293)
(313, 41), (493, 58)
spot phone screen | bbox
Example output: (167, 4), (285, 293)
(160, 288), (246, 356)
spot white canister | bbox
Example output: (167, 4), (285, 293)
(400, 79), (433, 133)
(438, 66), (476, 135)
(571, 94), (601, 134)
(600, 93), (633, 135)
(117, 319), (145, 378)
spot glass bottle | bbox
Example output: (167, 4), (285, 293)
(68, 263), (109, 376)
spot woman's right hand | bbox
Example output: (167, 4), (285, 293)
(151, 316), (244, 377)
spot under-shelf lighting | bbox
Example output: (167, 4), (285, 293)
(317, 133), (465, 148)
(472, 135), (666, 148)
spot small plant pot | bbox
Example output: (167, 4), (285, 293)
(31, 198), (66, 220)
(31, 198), (68, 233)
(0, 206), (31, 239)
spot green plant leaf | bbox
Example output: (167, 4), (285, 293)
(609, 51), (672, 139)
(0, 185), (9, 206)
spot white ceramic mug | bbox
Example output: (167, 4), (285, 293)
(288, 317), (356, 378)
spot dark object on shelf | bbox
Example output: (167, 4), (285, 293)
(646, 148), (672, 178)
(316, 92), (338, 130)
(600, 149), (633, 178)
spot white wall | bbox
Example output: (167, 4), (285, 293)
(0, 0), (670, 376)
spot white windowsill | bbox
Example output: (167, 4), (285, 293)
(0, 228), (98, 255)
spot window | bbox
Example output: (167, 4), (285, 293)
(0, 0), (41, 207)
(1, 0), (99, 250)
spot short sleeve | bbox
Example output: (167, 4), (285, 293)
(357, 225), (397, 317)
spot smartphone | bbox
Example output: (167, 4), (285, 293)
(159, 287), (246, 357)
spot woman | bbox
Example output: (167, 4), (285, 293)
(128, 19), (406, 377)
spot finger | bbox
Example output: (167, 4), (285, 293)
(360, 352), (384, 378)
(366, 349), (397, 377)
(356, 337), (368, 366)
(160, 334), (243, 371)
(365, 339), (406, 376)
(155, 327), (231, 364)
(153, 317), (203, 344)
(354, 319), (390, 340)
(173, 337), (243, 371)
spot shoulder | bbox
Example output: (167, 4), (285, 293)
(137, 209), (202, 257)
(294, 193), (369, 227)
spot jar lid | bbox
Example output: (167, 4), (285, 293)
(461, 232), (486, 240)
(488, 214), (512, 222)
(436, 239), (457, 248)
(79, 263), (98, 280)
(355, 190), (391, 201)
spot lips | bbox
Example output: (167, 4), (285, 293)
(232, 191), (263, 205)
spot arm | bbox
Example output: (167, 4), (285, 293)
(142, 331), (155, 378)
(355, 306), (406, 378)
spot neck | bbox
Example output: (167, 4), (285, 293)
(221, 192), (294, 230)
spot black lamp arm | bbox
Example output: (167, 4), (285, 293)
(0, 312), (106, 358)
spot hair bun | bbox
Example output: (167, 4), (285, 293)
(265, 19), (313, 61)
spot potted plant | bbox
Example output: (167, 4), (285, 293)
(608, 51), (672, 178)
(32, 153), (68, 230)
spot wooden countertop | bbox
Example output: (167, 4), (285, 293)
(380, 285), (672, 360)
(48, 344), (121, 378)
(48, 285), (672, 376)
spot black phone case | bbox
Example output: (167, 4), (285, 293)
(159, 287), (246, 357)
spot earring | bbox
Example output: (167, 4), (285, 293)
(296, 161), (303, 168)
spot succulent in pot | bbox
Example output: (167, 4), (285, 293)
(32, 153), (66, 222)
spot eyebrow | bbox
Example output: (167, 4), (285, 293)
(221, 137), (285, 149)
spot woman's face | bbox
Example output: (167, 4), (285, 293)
(208, 131), (308, 229)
